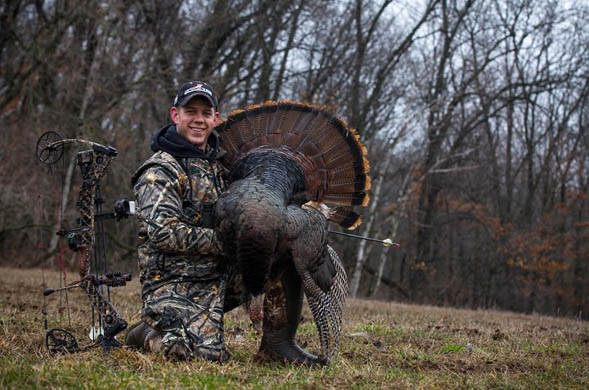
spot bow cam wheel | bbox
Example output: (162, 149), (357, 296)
(46, 328), (79, 354)
(36, 131), (64, 164)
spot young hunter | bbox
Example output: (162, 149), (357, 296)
(126, 81), (242, 361)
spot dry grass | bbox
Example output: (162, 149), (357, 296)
(1, 266), (587, 389)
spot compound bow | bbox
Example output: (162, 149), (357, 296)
(36, 131), (133, 354)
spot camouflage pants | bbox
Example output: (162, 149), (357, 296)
(141, 262), (245, 360)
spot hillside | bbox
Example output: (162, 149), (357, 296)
(0, 267), (587, 389)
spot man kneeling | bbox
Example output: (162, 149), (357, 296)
(127, 81), (236, 361)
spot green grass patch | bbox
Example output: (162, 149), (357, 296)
(438, 343), (464, 354)
(353, 321), (392, 335)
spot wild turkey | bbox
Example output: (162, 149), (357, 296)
(214, 100), (370, 364)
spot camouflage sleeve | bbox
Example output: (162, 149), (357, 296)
(133, 165), (221, 256)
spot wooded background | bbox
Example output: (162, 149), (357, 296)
(1, 0), (587, 319)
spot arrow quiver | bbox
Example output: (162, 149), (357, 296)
(36, 131), (131, 355)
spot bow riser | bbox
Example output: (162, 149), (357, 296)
(76, 149), (115, 278)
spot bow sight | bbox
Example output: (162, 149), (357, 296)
(36, 131), (133, 355)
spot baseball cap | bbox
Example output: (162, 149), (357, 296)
(173, 81), (218, 110)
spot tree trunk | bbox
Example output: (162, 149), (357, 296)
(349, 148), (394, 297)
(370, 163), (413, 296)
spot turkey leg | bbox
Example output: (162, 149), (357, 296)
(257, 262), (327, 365)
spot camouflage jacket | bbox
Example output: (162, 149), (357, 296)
(131, 148), (228, 293)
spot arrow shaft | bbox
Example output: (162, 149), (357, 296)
(328, 230), (398, 246)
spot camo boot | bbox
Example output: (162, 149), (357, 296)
(125, 320), (163, 352)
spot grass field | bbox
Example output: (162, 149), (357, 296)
(0, 266), (587, 389)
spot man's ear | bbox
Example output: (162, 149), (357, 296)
(170, 106), (180, 124)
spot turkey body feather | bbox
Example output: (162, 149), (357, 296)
(214, 101), (369, 363)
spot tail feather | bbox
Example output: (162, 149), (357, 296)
(329, 207), (363, 230)
(323, 192), (370, 207)
(329, 175), (371, 191)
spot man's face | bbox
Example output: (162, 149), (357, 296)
(170, 96), (218, 150)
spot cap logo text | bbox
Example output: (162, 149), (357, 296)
(184, 84), (212, 97)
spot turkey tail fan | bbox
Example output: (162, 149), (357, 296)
(215, 100), (371, 229)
